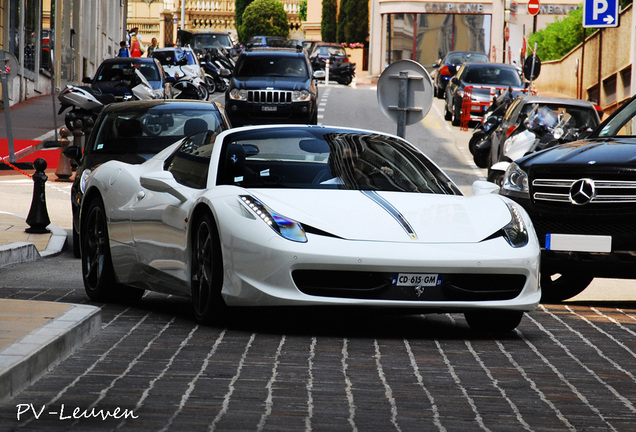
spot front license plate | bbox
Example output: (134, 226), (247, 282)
(545, 233), (612, 253)
(392, 273), (442, 287)
(261, 106), (277, 112)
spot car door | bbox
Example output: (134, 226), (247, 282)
(130, 134), (214, 293)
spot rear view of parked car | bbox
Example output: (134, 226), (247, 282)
(445, 62), (527, 127)
(432, 51), (489, 99)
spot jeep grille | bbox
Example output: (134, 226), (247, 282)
(248, 90), (292, 104)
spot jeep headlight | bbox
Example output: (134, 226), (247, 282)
(229, 88), (247, 101)
(292, 90), (311, 102)
(501, 162), (529, 199)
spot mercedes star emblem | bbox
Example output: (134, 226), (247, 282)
(569, 178), (595, 205)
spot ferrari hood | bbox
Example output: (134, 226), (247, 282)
(249, 190), (513, 243)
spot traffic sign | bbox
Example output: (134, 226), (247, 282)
(505, 26), (510, 42)
(583, 0), (619, 28)
(527, 0), (540, 16)
(377, 60), (433, 138)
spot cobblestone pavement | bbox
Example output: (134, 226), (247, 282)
(0, 254), (635, 431)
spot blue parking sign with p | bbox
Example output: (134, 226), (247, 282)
(583, 0), (619, 28)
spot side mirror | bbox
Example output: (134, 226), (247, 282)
(472, 180), (500, 195)
(82, 76), (92, 84)
(140, 171), (189, 202)
(313, 70), (326, 79)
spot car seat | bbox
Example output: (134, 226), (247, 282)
(183, 118), (209, 136)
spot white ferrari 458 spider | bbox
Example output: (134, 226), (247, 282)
(80, 124), (540, 332)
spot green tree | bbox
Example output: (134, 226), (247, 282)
(299, 0), (307, 21)
(235, 0), (254, 43)
(527, 7), (592, 61)
(337, 0), (348, 43)
(239, 0), (289, 43)
(321, 0), (337, 42)
(344, 0), (368, 43)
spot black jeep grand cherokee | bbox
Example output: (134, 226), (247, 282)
(225, 47), (323, 126)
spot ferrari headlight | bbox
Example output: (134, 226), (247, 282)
(501, 162), (529, 199)
(79, 168), (93, 194)
(502, 202), (528, 248)
(240, 195), (307, 243)
(292, 90), (311, 102)
(229, 88), (247, 101)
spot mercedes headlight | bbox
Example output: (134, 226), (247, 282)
(240, 195), (307, 243)
(292, 90), (311, 102)
(501, 162), (529, 199)
(502, 202), (529, 248)
(229, 88), (248, 101)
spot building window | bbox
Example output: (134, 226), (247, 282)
(603, 75), (617, 106)
(384, 13), (491, 73)
(621, 67), (631, 99)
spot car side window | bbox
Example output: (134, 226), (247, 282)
(164, 133), (215, 189)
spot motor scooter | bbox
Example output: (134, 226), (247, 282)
(487, 106), (573, 185)
(162, 56), (209, 100)
(58, 69), (163, 131)
(470, 86), (515, 168)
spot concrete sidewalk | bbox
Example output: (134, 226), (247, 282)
(0, 95), (101, 403)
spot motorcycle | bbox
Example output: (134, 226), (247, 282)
(487, 106), (586, 185)
(58, 69), (160, 131)
(160, 52), (209, 100)
(200, 61), (231, 94)
(470, 86), (515, 168)
(314, 54), (356, 86)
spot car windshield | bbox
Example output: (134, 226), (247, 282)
(446, 53), (488, 65)
(315, 46), (347, 57)
(235, 56), (308, 78)
(463, 66), (523, 86)
(89, 107), (226, 156)
(192, 33), (232, 49)
(521, 103), (599, 130)
(96, 62), (161, 84)
(216, 128), (461, 194)
(595, 97), (636, 137)
(152, 49), (196, 66)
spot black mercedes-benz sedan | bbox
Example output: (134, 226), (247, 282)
(499, 94), (636, 302)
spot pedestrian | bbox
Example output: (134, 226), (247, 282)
(117, 41), (130, 57)
(147, 37), (158, 57)
(130, 29), (144, 58)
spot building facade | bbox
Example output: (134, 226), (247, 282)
(0, 0), (127, 106)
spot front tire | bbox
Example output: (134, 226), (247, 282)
(452, 103), (461, 127)
(464, 310), (524, 333)
(191, 213), (226, 324)
(540, 272), (594, 303)
(81, 196), (143, 303)
(444, 100), (452, 121)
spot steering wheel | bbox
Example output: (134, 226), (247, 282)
(141, 116), (163, 136)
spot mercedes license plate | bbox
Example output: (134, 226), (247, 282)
(545, 233), (611, 253)
(392, 273), (441, 287)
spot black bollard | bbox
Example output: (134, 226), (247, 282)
(25, 158), (51, 234)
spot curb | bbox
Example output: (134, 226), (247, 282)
(0, 302), (101, 403)
(0, 211), (68, 269)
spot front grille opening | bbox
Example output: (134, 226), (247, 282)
(292, 271), (526, 301)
